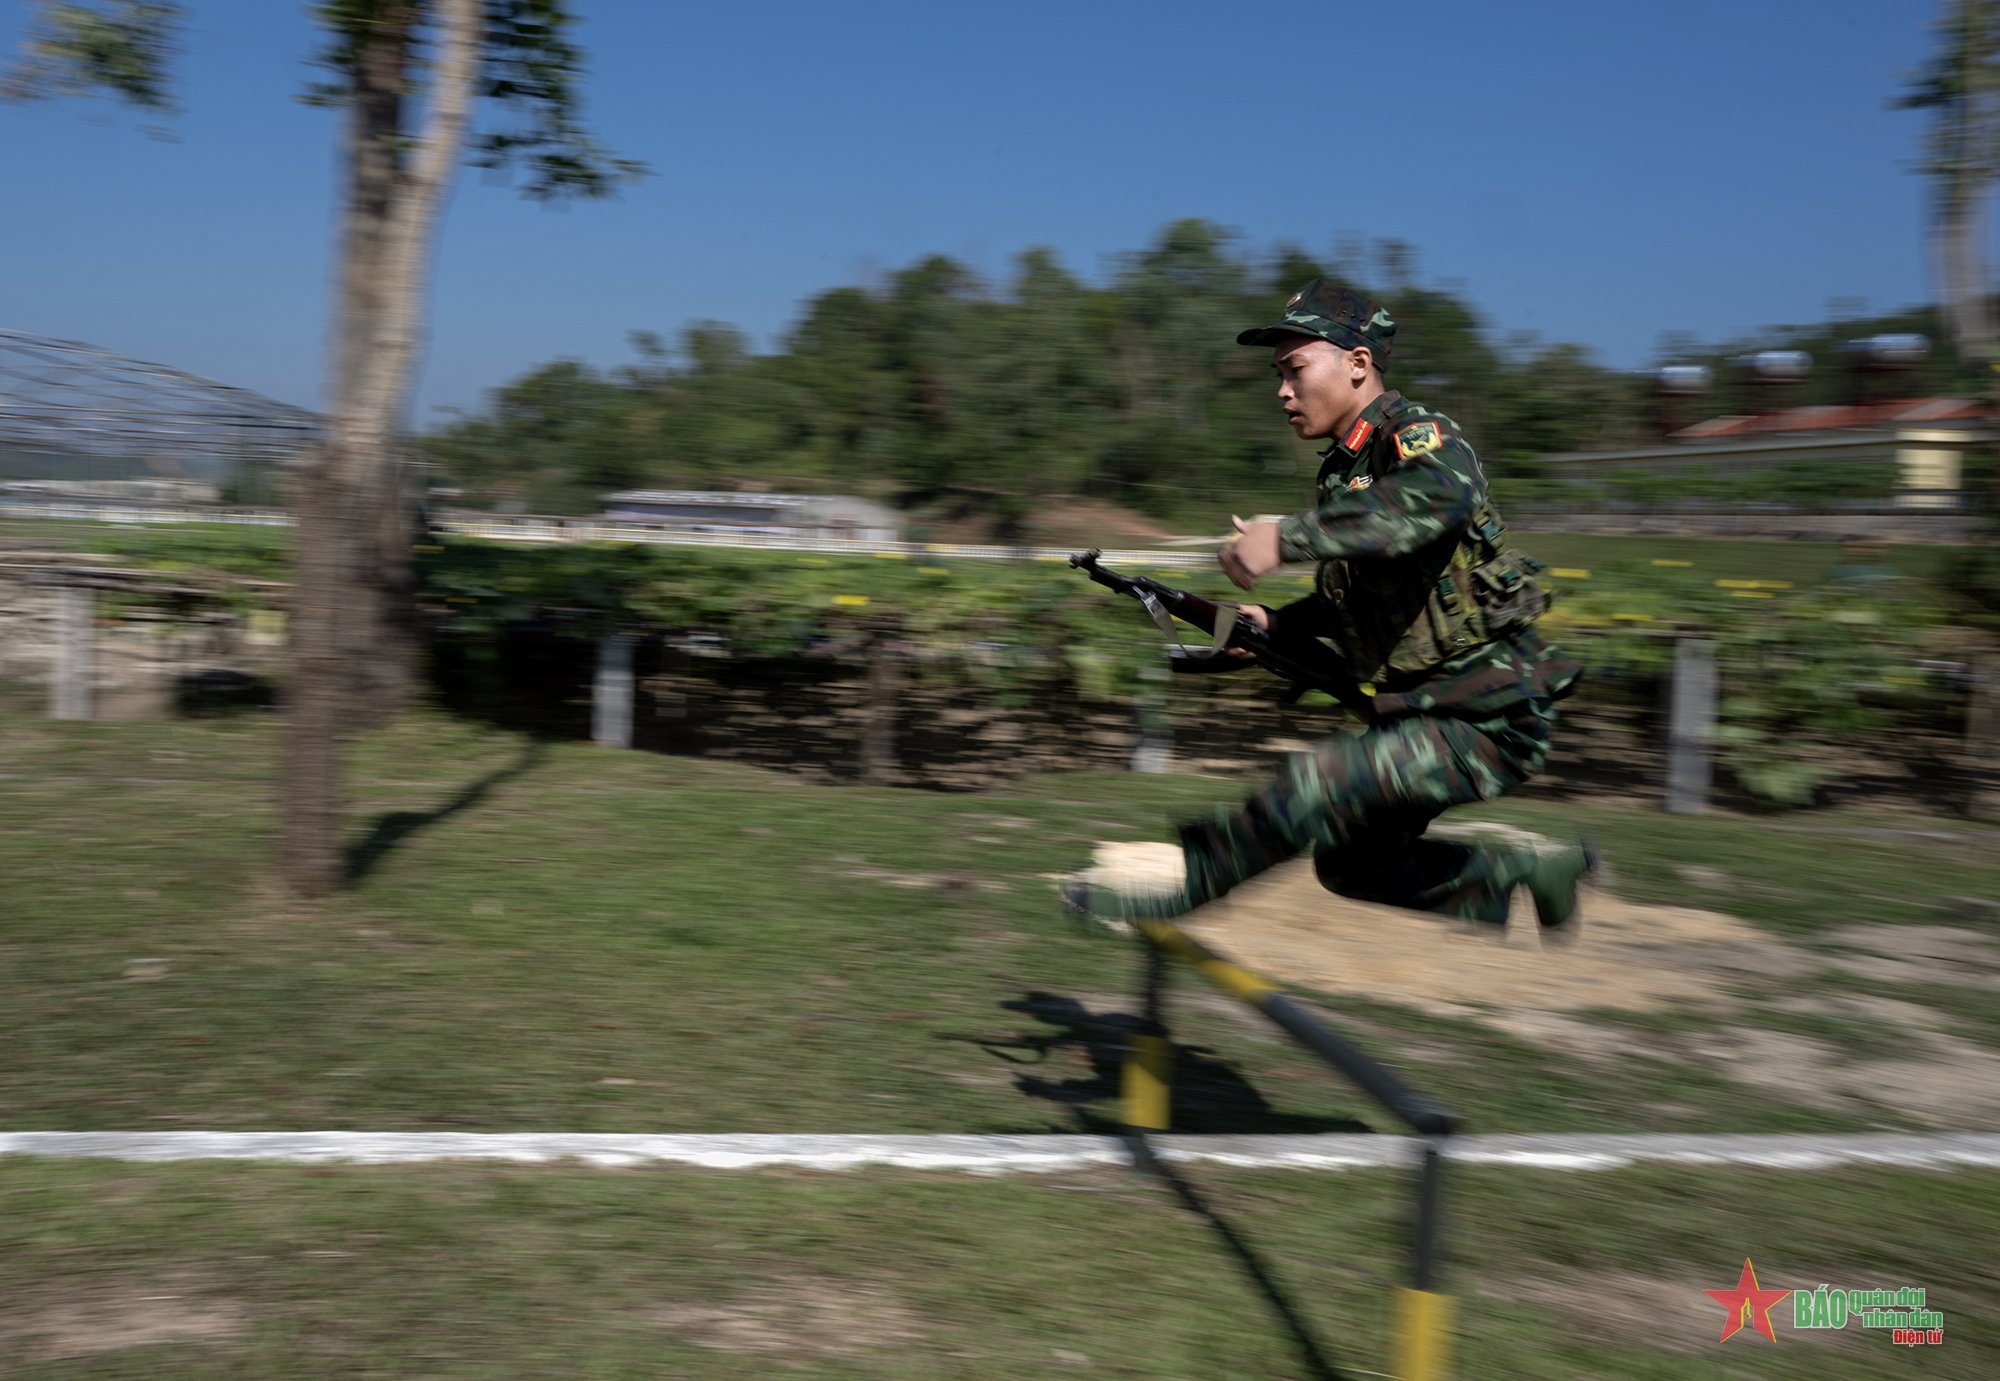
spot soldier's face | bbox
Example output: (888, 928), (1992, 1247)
(1271, 336), (1358, 439)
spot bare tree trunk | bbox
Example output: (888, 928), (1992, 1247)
(283, 0), (484, 897)
(1936, 172), (1994, 362)
(282, 453), (353, 894)
(336, 5), (414, 728)
(350, 0), (480, 435)
(1936, 1), (2000, 366)
(347, 0), (480, 722)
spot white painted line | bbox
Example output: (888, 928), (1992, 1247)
(3, 1133), (1999, 1173)
(0, 1133), (1129, 1172)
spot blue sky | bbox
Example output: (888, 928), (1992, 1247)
(0, 0), (1952, 422)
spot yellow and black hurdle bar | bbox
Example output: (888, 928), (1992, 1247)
(1123, 915), (1461, 1381)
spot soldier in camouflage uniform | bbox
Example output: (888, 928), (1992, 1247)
(1065, 279), (1594, 934)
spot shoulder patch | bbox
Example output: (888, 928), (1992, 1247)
(1394, 421), (1442, 461)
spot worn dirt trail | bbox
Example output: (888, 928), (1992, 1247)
(1072, 825), (2000, 1125)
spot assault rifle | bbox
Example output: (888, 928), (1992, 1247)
(1068, 548), (1376, 723)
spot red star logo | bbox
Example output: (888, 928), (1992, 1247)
(1704, 1258), (1790, 1342)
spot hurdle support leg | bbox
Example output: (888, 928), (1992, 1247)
(1394, 1140), (1453, 1380)
(1123, 945), (1173, 1132)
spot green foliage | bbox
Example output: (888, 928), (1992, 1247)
(305, 0), (645, 199)
(16, 0), (644, 201)
(1944, 540), (2000, 628)
(423, 218), (1990, 530)
(57, 520), (1979, 808)
(1942, 447), (2000, 627)
(74, 522), (293, 580)
(422, 221), (1658, 524)
(1670, 302), (1991, 411)
(1, 0), (180, 110)
(417, 539), (1175, 701)
(1542, 556), (1963, 805)
(1512, 459), (1906, 513)
(1896, 0), (2000, 186)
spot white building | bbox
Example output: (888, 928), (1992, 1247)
(601, 490), (902, 541)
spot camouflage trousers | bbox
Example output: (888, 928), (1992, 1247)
(1178, 697), (1559, 923)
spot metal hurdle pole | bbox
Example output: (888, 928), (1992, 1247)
(1122, 913), (1460, 1379)
(1394, 1139), (1453, 1381)
(1122, 944), (1173, 1132)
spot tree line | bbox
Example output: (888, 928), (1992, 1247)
(420, 220), (1986, 533)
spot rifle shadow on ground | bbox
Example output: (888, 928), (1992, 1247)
(978, 990), (1371, 1136)
(344, 738), (550, 884)
(1132, 1141), (1351, 1381)
(973, 990), (1356, 1381)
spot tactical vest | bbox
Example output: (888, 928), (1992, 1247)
(1311, 400), (1549, 682)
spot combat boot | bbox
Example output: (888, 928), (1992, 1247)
(1522, 837), (1599, 942)
(1059, 877), (1177, 937)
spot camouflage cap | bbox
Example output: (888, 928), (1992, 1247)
(1237, 278), (1395, 366)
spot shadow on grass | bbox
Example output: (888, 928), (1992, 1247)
(973, 991), (1356, 1379)
(345, 738), (549, 883)
(173, 669), (278, 716)
(982, 991), (1371, 1136)
(1129, 1134), (1350, 1381)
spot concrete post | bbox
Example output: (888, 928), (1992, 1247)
(592, 632), (634, 749)
(858, 624), (900, 786)
(1665, 637), (1717, 814)
(52, 583), (94, 721)
(1132, 664), (1173, 774)
(1965, 651), (1999, 818)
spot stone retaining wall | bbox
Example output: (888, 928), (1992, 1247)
(427, 631), (1971, 811)
(0, 570), (282, 720)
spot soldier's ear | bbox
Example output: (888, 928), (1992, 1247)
(1348, 346), (1373, 379)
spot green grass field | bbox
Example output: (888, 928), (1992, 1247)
(2, 1158), (1992, 1379)
(5, 694), (1998, 1137)
(5, 686), (1998, 1377)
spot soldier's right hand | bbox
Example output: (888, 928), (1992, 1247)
(1225, 603), (1272, 659)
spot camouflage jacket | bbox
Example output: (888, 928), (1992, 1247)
(1269, 390), (1578, 715)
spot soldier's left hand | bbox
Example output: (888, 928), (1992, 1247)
(1219, 516), (1282, 591)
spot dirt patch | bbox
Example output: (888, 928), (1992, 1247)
(1854, 1033), (2000, 1126)
(1072, 838), (1809, 1021)
(1676, 1029), (1855, 1110)
(7, 1272), (249, 1362)
(1768, 992), (1966, 1033)
(825, 859), (996, 894)
(1069, 836), (2000, 1125)
(1479, 1266), (1859, 1354)
(1821, 924), (2000, 989)
(1019, 497), (1182, 547)
(1473, 1009), (1664, 1063)
(646, 1276), (925, 1357)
